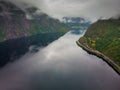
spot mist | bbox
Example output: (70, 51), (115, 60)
(1, 0), (120, 22)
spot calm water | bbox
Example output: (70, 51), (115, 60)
(0, 31), (120, 90)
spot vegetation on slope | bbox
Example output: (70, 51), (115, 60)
(0, 1), (69, 42)
(63, 17), (90, 30)
(79, 19), (120, 65)
(0, 1), (70, 67)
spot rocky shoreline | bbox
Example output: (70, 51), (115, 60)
(76, 41), (120, 75)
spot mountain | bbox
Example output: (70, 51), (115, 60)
(0, 1), (70, 67)
(62, 17), (90, 30)
(77, 19), (120, 73)
(0, 1), (69, 42)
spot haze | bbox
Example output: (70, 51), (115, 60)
(2, 0), (120, 22)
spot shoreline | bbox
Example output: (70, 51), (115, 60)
(76, 41), (120, 75)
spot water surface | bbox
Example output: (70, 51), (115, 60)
(0, 31), (120, 90)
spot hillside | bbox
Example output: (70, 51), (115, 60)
(0, 1), (70, 67)
(78, 19), (120, 66)
(0, 1), (69, 42)
(63, 17), (90, 30)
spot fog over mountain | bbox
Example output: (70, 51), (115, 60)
(2, 0), (120, 21)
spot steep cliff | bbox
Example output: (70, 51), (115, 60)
(0, 1), (69, 42)
(0, 1), (69, 67)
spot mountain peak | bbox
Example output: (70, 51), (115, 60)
(0, 0), (25, 16)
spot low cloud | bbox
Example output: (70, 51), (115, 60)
(2, 0), (120, 21)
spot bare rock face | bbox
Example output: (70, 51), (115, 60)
(0, 1), (70, 67)
(0, 1), (69, 42)
(0, 1), (31, 40)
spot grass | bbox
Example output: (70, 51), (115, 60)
(79, 19), (120, 65)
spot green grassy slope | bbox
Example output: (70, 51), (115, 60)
(29, 18), (69, 35)
(79, 19), (120, 65)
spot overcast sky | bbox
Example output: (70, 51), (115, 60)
(3, 0), (120, 21)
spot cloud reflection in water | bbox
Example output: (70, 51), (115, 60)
(0, 31), (120, 90)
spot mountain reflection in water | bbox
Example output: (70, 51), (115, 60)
(0, 31), (120, 90)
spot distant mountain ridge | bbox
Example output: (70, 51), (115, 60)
(62, 17), (90, 30)
(0, 1), (69, 42)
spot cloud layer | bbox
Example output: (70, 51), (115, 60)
(3, 0), (120, 21)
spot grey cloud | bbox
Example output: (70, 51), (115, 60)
(2, 0), (120, 21)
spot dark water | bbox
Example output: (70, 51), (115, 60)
(0, 31), (120, 90)
(0, 33), (64, 67)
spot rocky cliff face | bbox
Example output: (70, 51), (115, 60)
(0, 1), (69, 42)
(0, 1), (69, 67)
(0, 1), (30, 40)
